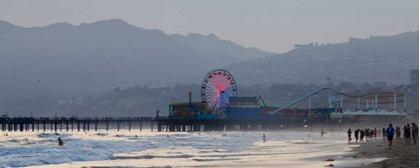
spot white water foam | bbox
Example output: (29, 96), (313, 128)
(0, 130), (370, 168)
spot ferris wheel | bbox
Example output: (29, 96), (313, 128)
(201, 69), (237, 113)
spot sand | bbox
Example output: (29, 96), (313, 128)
(349, 137), (419, 168)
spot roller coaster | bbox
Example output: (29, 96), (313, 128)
(168, 69), (406, 120)
(268, 78), (407, 115)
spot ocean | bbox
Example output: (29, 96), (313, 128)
(0, 129), (384, 168)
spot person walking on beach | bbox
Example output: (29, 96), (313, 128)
(347, 128), (352, 143)
(354, 129), (359, 143)
(404, 124), (411, 145)
(373, 128), (377, 140)
(263, 133), (266, 142)
(386, 124), (395, 148)
(360, 129), (365, 143)
(365, 129), (369, 142)
(396, 126), (401, 139)
(382, 128), (386, 140)
(411, 123), (418, 145)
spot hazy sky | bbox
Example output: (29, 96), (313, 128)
(0, 0), (418, 53)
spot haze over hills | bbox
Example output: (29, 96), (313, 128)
(227, 31), (419, 85)
(0, 19), (418, 117)
(0, 19), (274, 97)
(0, 19), (418, 99)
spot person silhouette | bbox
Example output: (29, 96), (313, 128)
(263, 133), (266, 142)
(58, 138), (64, 146)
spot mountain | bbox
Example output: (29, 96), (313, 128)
(0, 21), (418, 117)
(0, 19), (272, 97)
(226, 31), (419, 85)
(170, 33), (275, 60)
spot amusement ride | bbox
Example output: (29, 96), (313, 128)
(200, 69), (237, 113)
(169, 69), (407, 119)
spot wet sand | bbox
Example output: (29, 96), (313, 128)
(349, 137), (419, 168)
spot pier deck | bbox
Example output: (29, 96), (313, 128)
(0, 117), (337, 132)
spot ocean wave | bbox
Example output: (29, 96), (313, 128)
(23, 141), (37, 145)
(0, 131), (346, 167)
(198, 149), (226, 153)
(288, 141), (319, 144)
(0, 136), (149, 167)
(94, 133), (109, 136)
(38, 132), (71, 138)
(192, 158), (240, 162)
(85, 166), (172, 168)
(84, 167), (139, 168)
(114, 154), (195, 160)
(7, 139), (20, 143)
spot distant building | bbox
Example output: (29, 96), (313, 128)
(411, 69), (419, 85)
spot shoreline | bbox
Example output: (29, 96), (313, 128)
(7, 131), (419, 168)
(348, 137), (419, 168)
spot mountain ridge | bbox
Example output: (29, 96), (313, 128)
(0, 19), (273, 97)
(170, 32), (275, 60)
(226, 31), (419, 85)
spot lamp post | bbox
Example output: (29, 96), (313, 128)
(156, 110), (160, 120)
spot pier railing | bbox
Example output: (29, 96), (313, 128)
(0, 117), (347, 132)
(0, 117), (166, 132)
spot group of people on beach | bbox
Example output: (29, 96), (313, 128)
(347, 122), (419, 148)
(400, 123), (419, 145)
(348, 127), (379, 143)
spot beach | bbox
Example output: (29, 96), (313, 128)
(1, 130), (350, 168)
(349, 137), (419, 168)
(1, 129), (418, 168)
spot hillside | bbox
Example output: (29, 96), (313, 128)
(0, 19), (273, 97)
(170, 33), (275, 60)
(226, 31), (419, 85)
(0, 19), (418, 117)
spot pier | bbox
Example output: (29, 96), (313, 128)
(0, 117), (159, 132)
(155, 118), (330, 132)
(0, 116), (343, 132)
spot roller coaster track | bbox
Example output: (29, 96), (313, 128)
(268, 83), (333, 114)
(341, 99), (405, 104)
(332, 91), (405, 98)
(269, 82), (405, 114)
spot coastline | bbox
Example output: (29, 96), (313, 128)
(9, 131), (419, 168)
(348, 137), (419, 168)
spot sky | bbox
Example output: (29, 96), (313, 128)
(0, 0), (418, 53)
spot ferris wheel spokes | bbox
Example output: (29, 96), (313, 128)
(201, 69), (237, 113)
